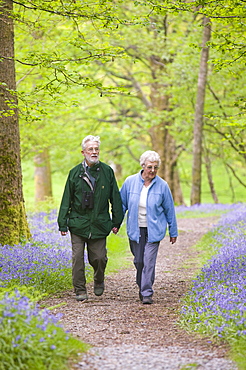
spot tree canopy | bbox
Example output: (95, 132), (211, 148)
(1, 0), (245, 244)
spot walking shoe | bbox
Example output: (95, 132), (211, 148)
(94, 282), (104, 296)
(142, 296), (153, 304)
(75, 294), (88, 302)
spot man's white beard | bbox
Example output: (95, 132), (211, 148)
(85, 153), (99, 165)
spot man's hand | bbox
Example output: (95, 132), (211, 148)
(60, 231), (68, 236)
(112, 227), (119, 234)
(170, 237), (177, 244)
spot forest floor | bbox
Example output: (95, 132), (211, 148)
(43, 217), (237, 369)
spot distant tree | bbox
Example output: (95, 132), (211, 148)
(34, 149), (52, 203)
(82, 11), (192, 204)
(190, 17), (211, 205)
(0, 0), (30, 245)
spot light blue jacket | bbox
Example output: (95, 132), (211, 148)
(120, 171), (178, 243)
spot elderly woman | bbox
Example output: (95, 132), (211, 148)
(120, 150), (178, 304)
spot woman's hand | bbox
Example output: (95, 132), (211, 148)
(170, 237), (177, 244)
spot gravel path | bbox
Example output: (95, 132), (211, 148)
(44, 217), (237, 369)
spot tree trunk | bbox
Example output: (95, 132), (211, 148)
(204, 146), (219, 203)
(190, 17), (211, 205)
(0, 0), (30, 245)
(34, 149), (53, 203)
(148, 66), (185, 205)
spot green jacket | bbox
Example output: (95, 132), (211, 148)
(57, 161), (124, 239)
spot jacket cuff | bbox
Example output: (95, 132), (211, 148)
(59, 227), (68, 232)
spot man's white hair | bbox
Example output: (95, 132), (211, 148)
(139, 150), (161, 167)
(81, 135), (101, 150)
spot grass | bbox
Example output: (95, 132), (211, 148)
(181, 231), (218, 273)
(230, 337), (246, 370)
(177, 211), (224, 219)
(106, 223), (132, 274)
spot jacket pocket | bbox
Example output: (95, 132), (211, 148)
(68, 216), (90, 236)
(93, 215), (112, 236)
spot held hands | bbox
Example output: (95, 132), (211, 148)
(60, 231), (68, 236)
(111, 227), (119, 234)
(170, 237), (177, 244)
(61, 229), (119, 236)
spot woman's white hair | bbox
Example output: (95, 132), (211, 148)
(139, 150), (161, 167)
(81, 135), (101, 150)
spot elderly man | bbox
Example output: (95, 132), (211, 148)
(58, 135), (123, 302)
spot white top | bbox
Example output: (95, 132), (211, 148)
(138, 185), (150, 227)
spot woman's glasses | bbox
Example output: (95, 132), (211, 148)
(145, 165), (159, 171)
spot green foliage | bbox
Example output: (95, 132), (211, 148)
(0, 285), (46, 303)
(0, 291), (89, 370)
(25, 267), (73, 296)
(13, 0), (245, 205)
(178, 153), (245, 205)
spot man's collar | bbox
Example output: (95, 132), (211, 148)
(82, 159), (99, 168)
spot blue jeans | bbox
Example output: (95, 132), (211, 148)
(129, 227), (159, 297)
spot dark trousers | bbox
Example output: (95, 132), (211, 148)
(129, 227), (159, 297)
(70, 233), (107, 295)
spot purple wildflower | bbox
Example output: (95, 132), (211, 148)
(181, 204), (246, 339)
(0, 210), (90, 288)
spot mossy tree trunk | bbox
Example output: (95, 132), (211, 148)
(0, 0), (31, 245)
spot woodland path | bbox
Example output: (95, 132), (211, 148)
(44, 217), (237, 369)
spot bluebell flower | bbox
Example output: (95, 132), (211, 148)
(0, 210), (91, 288)
(181, 204), (246, 339)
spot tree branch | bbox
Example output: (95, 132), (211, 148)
(207, 82), (227, 118)
(12, 0), (119, 22)
(124, 69), (152, 109)
(147, 1), (246, 19)
(170, 145), (185, 166)
(205, 123), (246, 160)
(0, 53), (120, 66)
(225, 162), (246, 188)
(16, 67), (35, 86)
